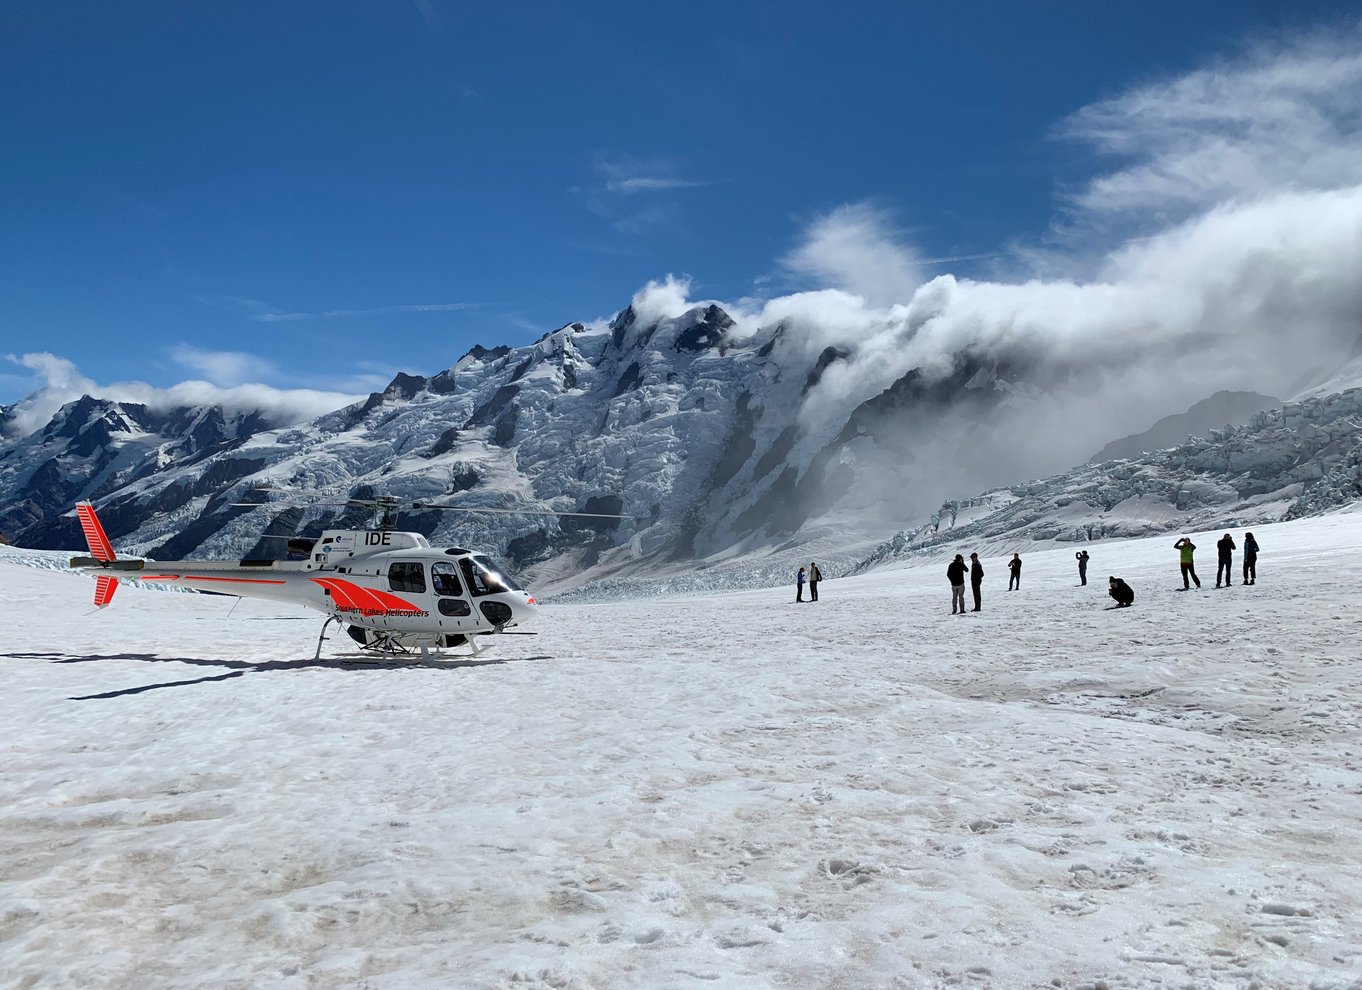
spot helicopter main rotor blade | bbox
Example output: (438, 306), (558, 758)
(410, 503), (635, 519)
(246, 485), (383, 506)
(229, 500), (361, 509)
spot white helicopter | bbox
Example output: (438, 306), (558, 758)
(68, 492), (629, 661)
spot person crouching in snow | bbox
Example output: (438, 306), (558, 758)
(1108, 576), (1135, 607)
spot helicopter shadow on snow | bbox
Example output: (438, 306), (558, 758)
(1, 650), (554, 701)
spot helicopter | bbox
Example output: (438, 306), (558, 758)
(67, 492), (630, 661)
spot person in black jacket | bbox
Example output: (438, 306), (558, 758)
(808, 561), (822, 601)
(947, 554), (967, 614)
(1007, 553), (1022, 590)
(1215, 532), (1236, 588)
(1075, 549), (1089, 586)
(969, 552), (984, 611)
(1242, 532), (1259, 585)
(1108, 576), (1135, 607)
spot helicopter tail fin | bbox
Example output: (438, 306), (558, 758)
(75, 501), (119, 608)
(93, 574), (120, 609)
(75, 501), (117, 562)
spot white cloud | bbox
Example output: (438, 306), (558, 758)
(576, 156), (715, 236)
(1058, 26), (1362, 232)
(3, 352), (361, 438)
(779, 202), (929, 308)
(595, 157), (713, 195)
(629, 276), (700, 328)
(606, 176), (711, 193)
(6, 352), (96, 393)
(645, 26), (1362, 490)
(171, 345), (279, 387)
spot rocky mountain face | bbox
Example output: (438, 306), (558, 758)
(3, 301), (1361, 597)
(1089, 390), (1280, 463)
(851, 387), (1362, 576)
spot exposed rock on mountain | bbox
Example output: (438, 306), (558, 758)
(851, 387), (1362, 575)
(1090, 390), (1280, 463)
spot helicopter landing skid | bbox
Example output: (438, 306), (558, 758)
(314, 615), (340, 660)
(313, 615), (486, 664)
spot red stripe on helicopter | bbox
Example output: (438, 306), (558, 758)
(310, 578), (423, 617)
(75, 502), (116, 562)
(182, 576), (288, 585)
(94, 574), (119, 608)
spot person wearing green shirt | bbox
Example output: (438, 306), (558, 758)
(1174, 537), (1201, 590)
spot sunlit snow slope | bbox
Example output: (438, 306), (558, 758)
(3, 512), (1360, 990)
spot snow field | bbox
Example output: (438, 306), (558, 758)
(2, 513), (1361, 989)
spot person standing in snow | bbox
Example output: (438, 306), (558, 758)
(1215, 532), (1236, 588)
(947, 554), (968, 614)
(808, 561), (822, 602)
(1108, 576), (1135, 607)
(1007, 553), (1022, 591)
(1075, 550), (1090, 586)
(1242, 532), (1259, 585)
(795, 567), (806, 603)
(969, 552), (984, 612)
(1174, 537), (1201, 589)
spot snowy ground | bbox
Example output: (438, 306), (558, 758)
(3, 514), (1361, 990)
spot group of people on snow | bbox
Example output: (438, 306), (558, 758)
(793, 531), (1262, 612)
(1172, 532), (1259, 590)
(795, 562), (822, 602)
(944, 552), (1024, 612)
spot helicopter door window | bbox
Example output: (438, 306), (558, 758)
(430, 562), (464, 597)
(387, 562), (427, 595)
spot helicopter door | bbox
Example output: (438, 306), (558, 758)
(430, 561), (472, 618)
(387, 561), (428, 597)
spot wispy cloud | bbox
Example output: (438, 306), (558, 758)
(573, 155), (717, 236)
(780, 202), (930, 307)
(252, 302), (484, 322)
(170, 345), (279, 387)
(605, 175), (712, 194)
(193, 294), (287, 318)
(595, 157), (715, 195)
(1057, 24), (1362, 235)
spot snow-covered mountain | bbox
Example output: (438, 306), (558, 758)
(0, 304), (1064, 585)
(1088, 390), (1279, 464)
(3, 300), (1362, 597)
(850, 386), (1362, 575)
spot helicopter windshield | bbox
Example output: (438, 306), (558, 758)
(458, 554), (523, 596)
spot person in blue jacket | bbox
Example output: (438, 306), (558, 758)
(795, 566), (806, 603)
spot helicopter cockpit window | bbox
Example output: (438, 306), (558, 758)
(430, 561), (463, 597)
(388, 562), (427, 595)
(458, 555), (524, 597)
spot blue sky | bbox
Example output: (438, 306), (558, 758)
(3, 0), (1360, 413)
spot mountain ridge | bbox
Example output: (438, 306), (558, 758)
(3, 302), (1360, 598)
